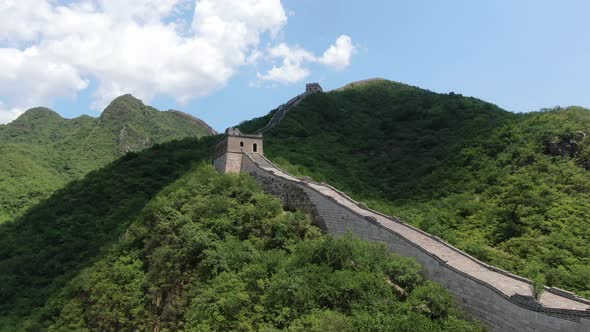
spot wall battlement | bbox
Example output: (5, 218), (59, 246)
(305, 82), (323, 94)
(214, 128), (263, 173)
(224, 151), (590, 332)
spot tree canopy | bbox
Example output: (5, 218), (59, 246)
(32, 165), (480, 331)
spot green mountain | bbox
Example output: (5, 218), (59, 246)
(0, 139), (480, 331)
(0, 95), (214, 223)
(240, 79), (590, 298)
(3, 78), (590, 330)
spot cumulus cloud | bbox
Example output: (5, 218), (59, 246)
(0, 0), (355, 124)
(0, 102), (24, 125)
(319, 35), (356, 70)
(257, 44), (315, 83)
(257, 34), (356, 84)
(0, 47), (89, 118)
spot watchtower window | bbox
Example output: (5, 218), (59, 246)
(253, 143), (257, 153)
(240, 141), (244, 147)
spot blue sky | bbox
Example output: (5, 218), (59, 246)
(1, 1), (589, 131)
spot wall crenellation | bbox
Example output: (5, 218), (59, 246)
(214, 128), (263, 173)
(305, 83), (323, 94)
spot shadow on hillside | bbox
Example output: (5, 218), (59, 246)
(0, 136), (218, 319)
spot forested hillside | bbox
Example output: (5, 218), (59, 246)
(4, 78), (590, 330)
(0, 142), (480, 330)
(0, 137), (217, 329)
(0, 95), (214, 223)
(241, 79), (590, 298)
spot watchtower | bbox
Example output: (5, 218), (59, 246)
(305, 83), (323, 94)
(214, 128), (263, 173)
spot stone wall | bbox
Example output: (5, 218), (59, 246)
(214, 130), (263, 173)
(253, 93), (306, 135)
(213, 152), (243, 174)
(305, 83), (323, 94)
(240, 154), (590, 332)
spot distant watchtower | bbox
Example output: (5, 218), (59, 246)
(305, 83), (323, 94)
(214, 128), (263, 173)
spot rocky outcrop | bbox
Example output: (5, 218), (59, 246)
(545, 134), (583, 158)
(543, 131), (590, 169)
(117, 126), (151, 153)
(544, 131), (586, 157)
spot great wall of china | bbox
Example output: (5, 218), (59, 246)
(214, 83), (590, 331)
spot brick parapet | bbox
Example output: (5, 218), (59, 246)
(315, 180), (590, 306)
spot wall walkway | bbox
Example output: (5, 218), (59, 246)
(241, 153), (590, 332)
(253, 93), (307, 135)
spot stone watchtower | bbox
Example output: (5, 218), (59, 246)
(305, 83), (323, 94)
(214, 128), (263, 173)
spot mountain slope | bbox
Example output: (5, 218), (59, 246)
(240, 79), (590, 298)
(2, 78), (589, 329)
(242, 80), (514, 200)
(0, 137), (217, 329)
(0, 95), (214, 223)
(0, 143), (480, 331)
(0, 85), (485, 330)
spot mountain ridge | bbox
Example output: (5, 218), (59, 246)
(0, 94), (214, 223)
(4, 94), (214, 136)
(13, 107), (62, 121)
(1, 78), (590, 330)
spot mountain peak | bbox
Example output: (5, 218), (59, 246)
(100, 94), (146, 121)
(333, 78), (390, 91)
(12, 107), (63, 124)
(111, 93), (143, 104)
(107, 94), (144, 108)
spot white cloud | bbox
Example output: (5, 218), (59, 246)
(96, 0), (181, 23)
(0, 47), (88, 124)
(0, 103), (24, 125)
(257, 43), (315, 83)
(319, 35), (356, 70)
(0, 0), (354, 123)
(257, 35), (356, 84)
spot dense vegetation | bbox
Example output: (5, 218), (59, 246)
(2, 164), (480, 331)
(4, 77), (590, 330)
(0, 136), (217, 329)
(241, 80), (590, 298)
(0, 94), (213, 223)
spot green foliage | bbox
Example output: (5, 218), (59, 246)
(287, 310), (353, 332)
(0, 136), (217, 329)
(237, 108), (276, 134)
(2, 164), (481, 331)
(532, 274), (546, 301)
(240, 80), (590, 298)
(9, 78), (590, 330)
(0, 95), (213, 223)
(50, 254), (148, 332)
